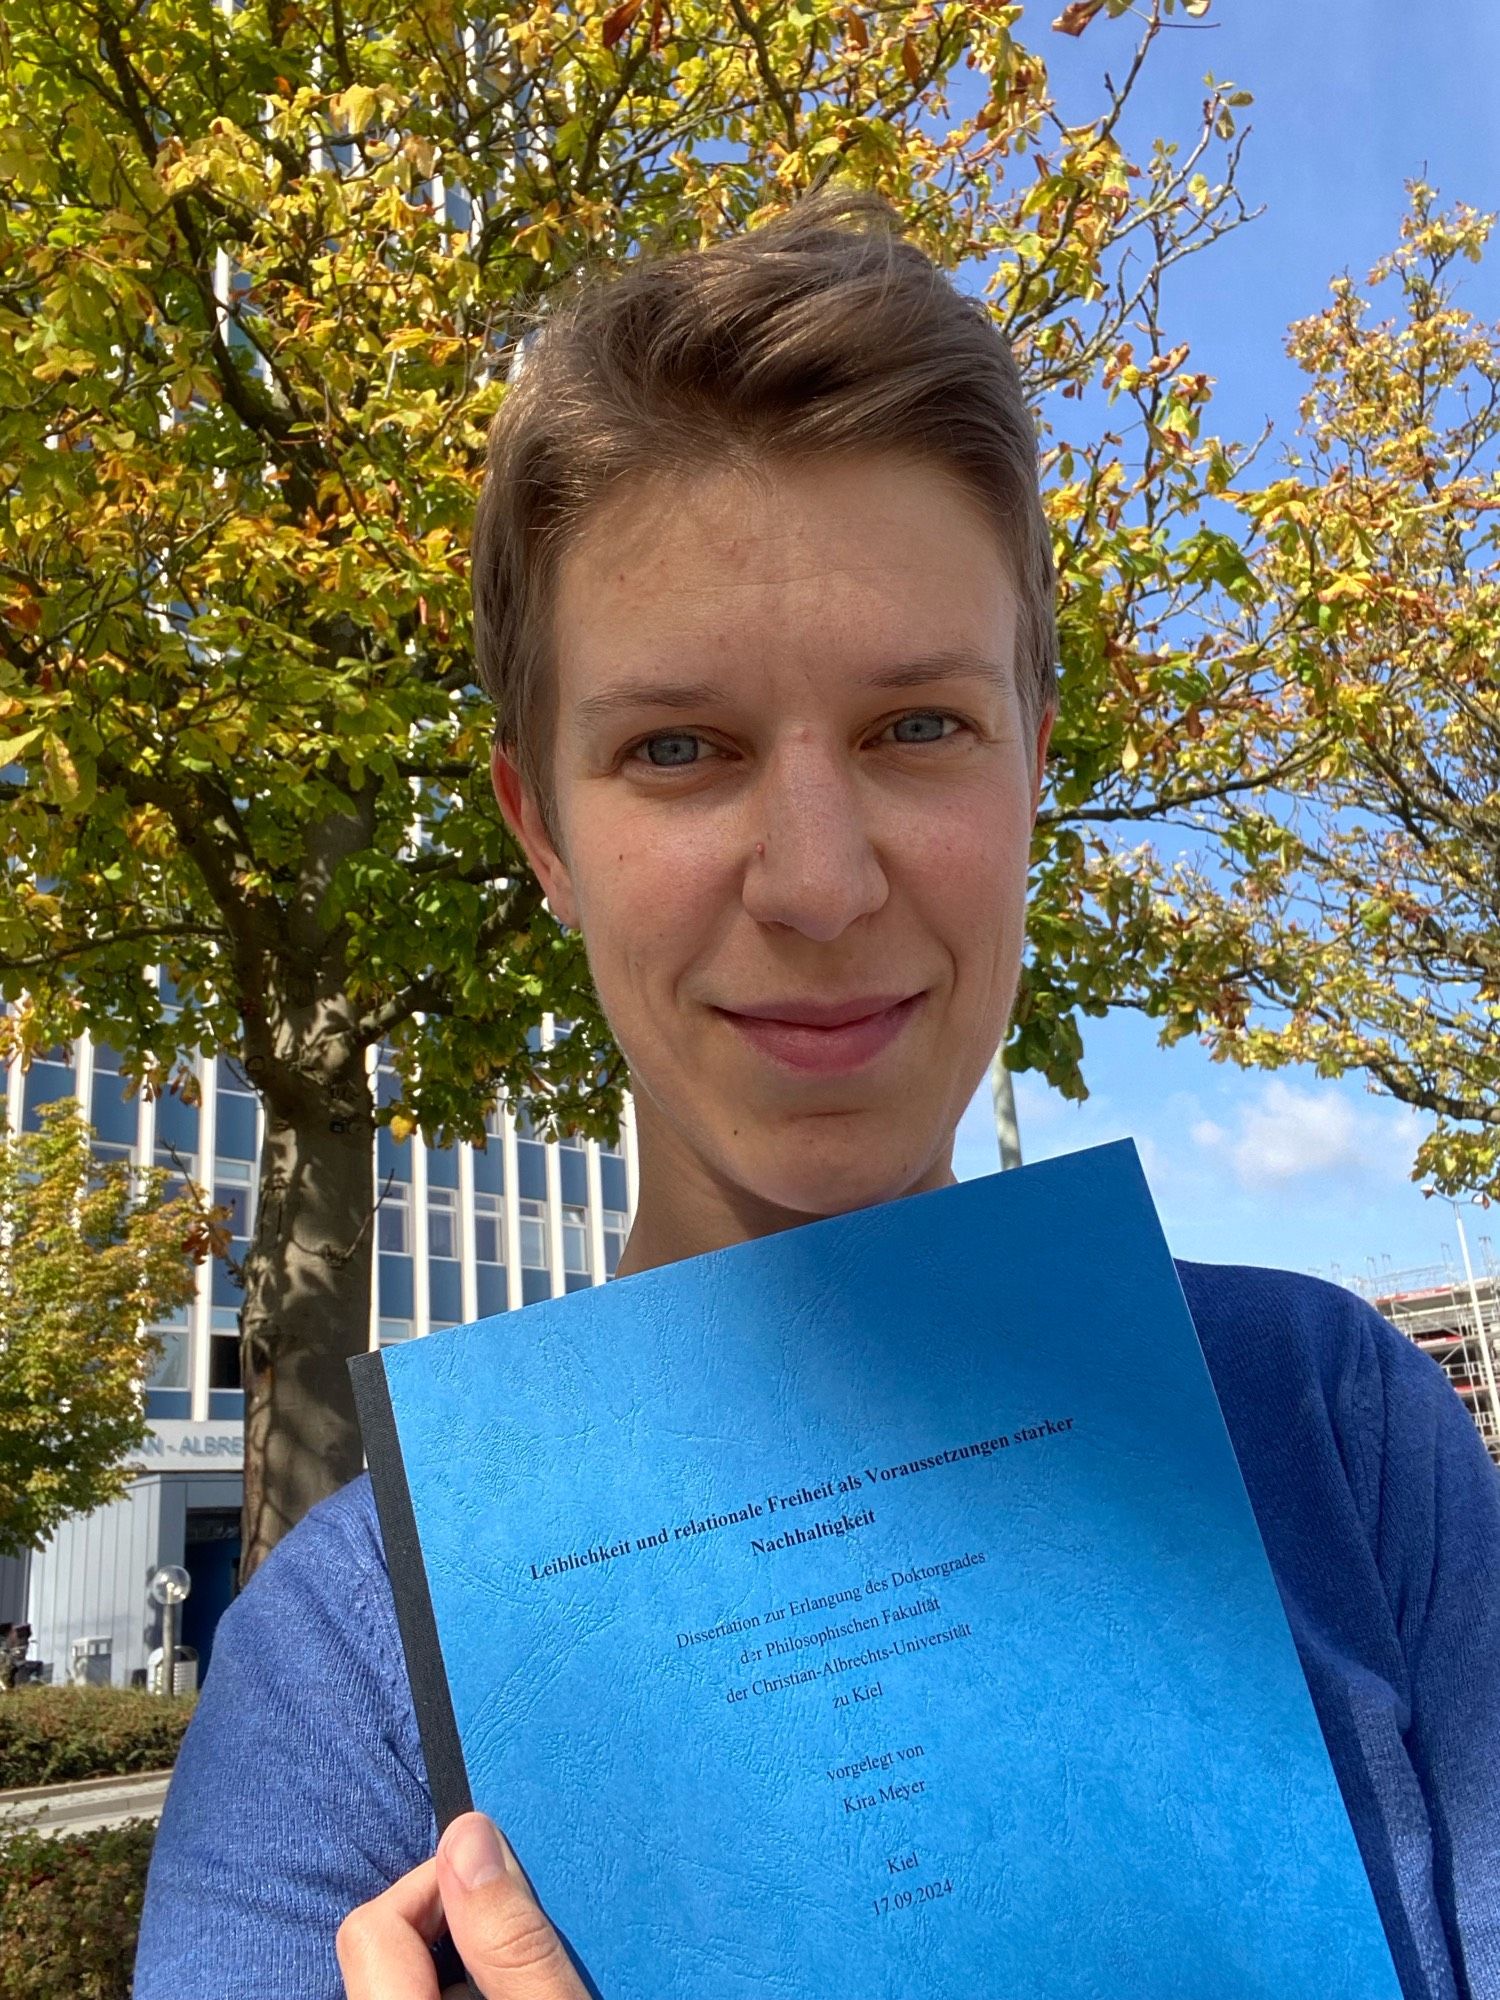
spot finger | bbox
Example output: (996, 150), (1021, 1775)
(437, 1813), (589, 2000)
(336, 1853), (449, 1999)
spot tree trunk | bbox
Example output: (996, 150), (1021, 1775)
(238, 1042), (375, 1586)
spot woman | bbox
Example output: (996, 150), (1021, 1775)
(134, 191), (1500, 2000)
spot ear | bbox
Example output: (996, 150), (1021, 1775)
(490, 742), (580, 928)
(1029, 702), (1056, 823)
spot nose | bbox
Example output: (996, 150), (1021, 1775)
(740, 732), (889, 942)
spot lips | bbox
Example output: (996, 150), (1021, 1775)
(713, 993), (925, 1074)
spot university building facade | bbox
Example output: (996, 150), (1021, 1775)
(0, 993), (637, 1689)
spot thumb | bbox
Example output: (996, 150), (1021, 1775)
(437, 1813), (589, 2000)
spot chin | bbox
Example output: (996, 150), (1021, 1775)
(734, 1123), (947, 1225)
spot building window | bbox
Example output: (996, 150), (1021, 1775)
(603, 1209), (628, 1278)
(209, 1306), (241, 1389)
(215, 1158), (254, 1244)
(152, 1064), (200, 1167)
(146, 1319), (190, 1389)
(378, 1181), (410, 1255)
(215, 1054), (258, 1160)
(519, 1198), (548, 1272)
(90, 1041), (139, 1149)
(427, 1185), (458, 1262)
(474, 1190), (505, 1266)
(21, 1043), (75, 1133)
(378, 1318), (414, 1346)
(375, 1043), (402, 1110)
(562, 1204), (589, 1277)
(153, 1150), (198, 1213)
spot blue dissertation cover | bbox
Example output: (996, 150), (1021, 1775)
(348, 1139), (1401, 2000)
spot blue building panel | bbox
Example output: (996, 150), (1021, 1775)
(477, 1265), (509, 1319)
(215, 1093), (257, 1162)
(154, 1090), (199, 1160)
(379, 1254), (414, 1320)
(559, 1148), (588, 1208)
(521, 1268), (552, 1306)
(426, 1144), (460, 1189)
(601, 1156), (629, 1213)
(21, 1061), (75, 1132)
(90, 1060), (140, 1146)
(429, 1260), (462, 1324)
(518, 1142), (548, 1202)
(211, 1260), (243, 1310)
(473, 1143), (505, 1194)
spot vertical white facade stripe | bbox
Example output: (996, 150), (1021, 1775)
(502, 1103), (522, 1310)
(413, 1118), (431, 1333)
(459, 1125), (479, 1323)
(586, 1139), (606, 1284)
(191, 1048), (216, 1420)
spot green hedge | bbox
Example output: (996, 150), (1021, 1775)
(0, 1818), (156, 2000)
(0, 1688), (195, 1790)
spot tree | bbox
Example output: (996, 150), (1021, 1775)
(1139, 185), (1500, 1202)
(0, 1098), (223, 1556)
(0, 0), (1290, 1577)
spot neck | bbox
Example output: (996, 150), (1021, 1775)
(613, 1092), (958, 1279)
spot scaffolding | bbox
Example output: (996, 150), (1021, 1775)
(1331, 1244), (1500, 1469)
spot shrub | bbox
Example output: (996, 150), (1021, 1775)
(0, 1688), (195, 1790)
(0, 1817), (156, 2000)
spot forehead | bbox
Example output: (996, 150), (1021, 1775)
(550, 453), (1017, 691)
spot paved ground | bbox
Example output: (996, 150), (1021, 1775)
(0, 1769), (172, 1839)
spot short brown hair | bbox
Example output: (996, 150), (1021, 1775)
(472, 188), (1056, 820)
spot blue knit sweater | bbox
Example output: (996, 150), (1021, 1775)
(134, 1263), (1500, 1999)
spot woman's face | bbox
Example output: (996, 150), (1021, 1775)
(494, 451), (1052, 1243)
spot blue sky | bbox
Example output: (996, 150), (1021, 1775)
(952, 0), (1500, 1290)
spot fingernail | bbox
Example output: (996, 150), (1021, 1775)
(444, 1813), (509, 1890)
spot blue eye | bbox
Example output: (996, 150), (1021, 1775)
(888, 713), (956, 744)
(638, 733), (703, 767)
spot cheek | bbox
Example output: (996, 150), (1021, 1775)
(901, 779), (1032, 939)
(569, 804), (735, 999)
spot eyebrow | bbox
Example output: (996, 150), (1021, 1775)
(572, 650), (1010, 727)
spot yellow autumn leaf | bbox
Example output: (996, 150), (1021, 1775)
(336, 84), (379, 135)
(42, 737), (82, 802)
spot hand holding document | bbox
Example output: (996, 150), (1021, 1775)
(337, 1813), (586, 2000)
(350, 1142), (1403, 2000)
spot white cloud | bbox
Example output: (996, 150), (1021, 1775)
(1194, 1079), (1423, 1191)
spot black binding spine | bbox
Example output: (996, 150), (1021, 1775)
(348, 1348), (475, 1832)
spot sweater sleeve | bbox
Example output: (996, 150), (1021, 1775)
(132, 1480), (438, 2000)
(1369, 1310), (1500, 2000)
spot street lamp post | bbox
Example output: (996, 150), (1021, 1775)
(147, 1565), (191, 1697)
(990, 1052), (1022, 1173)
